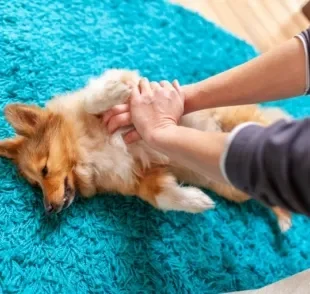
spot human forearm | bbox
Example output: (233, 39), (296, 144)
(149, 126), (228, 184)
(183, 36), (307, 113)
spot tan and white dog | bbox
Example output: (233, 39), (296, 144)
(0, 69), (292, 231)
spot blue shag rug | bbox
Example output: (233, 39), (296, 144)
(1, 1), (310, 293)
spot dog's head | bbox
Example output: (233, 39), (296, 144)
(0, 103), (78, 214)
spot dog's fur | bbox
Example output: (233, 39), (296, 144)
(0, 69), (292, 232)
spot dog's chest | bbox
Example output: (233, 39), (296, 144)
(78, 131), (136, 190)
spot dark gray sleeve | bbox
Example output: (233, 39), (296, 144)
(296, 27), (310, 94)
(224, 119), (310, 216)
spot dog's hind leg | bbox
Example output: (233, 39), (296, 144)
(208, 180), (292, 232)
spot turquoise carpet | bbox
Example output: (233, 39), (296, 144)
(1, 0), (310, 293)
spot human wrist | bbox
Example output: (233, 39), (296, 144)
(182, 83), (201, 114)
(145, 124), (179, 150)
(182, 79), (215, 114)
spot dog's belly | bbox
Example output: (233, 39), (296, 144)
(77, 110), (221, 196)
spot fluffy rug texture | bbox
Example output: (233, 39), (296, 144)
(0, 0), (310, 293)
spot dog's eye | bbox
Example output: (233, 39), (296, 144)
(41, 165), (48, 177)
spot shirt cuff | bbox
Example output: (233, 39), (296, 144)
(295, 34), (310, 95)
(219, 122), (262, 185)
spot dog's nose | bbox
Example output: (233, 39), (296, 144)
(45, 203), (60, 214)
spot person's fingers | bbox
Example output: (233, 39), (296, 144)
(150, 81), (161, 91)
(172, 80), (182, 95)
(123, 129), (141, 144)
(107, 112), (132, 134)
(102, 104), (129, 125)
(160, 80), (174, 90)
(139, 78), (152, 95)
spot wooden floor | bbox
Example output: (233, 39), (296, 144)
(171, 0), (310, 52)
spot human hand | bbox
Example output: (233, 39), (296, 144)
(103, 78), (184, 144)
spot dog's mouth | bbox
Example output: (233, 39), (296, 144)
(63, 193), (75, 210)
(44, 177), (75, 214)
(63, 177), (75, 210)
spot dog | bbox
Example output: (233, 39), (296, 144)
(0, 69), (292, 232)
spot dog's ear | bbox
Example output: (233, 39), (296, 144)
(4, 104), (47, 137)
(0, 136), (25, 161)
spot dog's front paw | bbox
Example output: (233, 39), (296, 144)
(83, 69), (140, 114)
